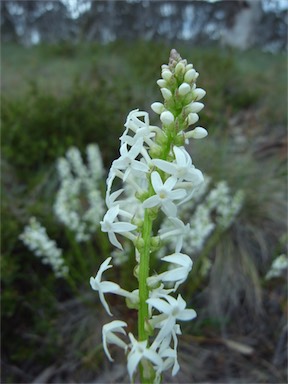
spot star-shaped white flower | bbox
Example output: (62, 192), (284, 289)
(100, 205), (137, 249)
(127, 333), (163, 379)
(112, 139), (149, 181)
(152, 146), (204, 184)
(147, 294), (196, 344)
(143, 171), (186, 217)
(159, 217), (190, 252)
(102, 320), (128, 361)
(160, 253), (193, 289)
(90, 257), (120, 316)
(121, 109), (155, 147)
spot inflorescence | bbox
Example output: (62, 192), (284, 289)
(90, 49), (209, 382)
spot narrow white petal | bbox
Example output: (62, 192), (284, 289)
(163, 176), (177, 191)
(108, 231), (123, 249)
(162, 253), (192, 269)
(143, 348), (163, 367)
(152, 159), (177, 175)
(131, 160), (149, 173)
(146, 297), (171, 314)
(96, 257), (113, 279)
(173, 146), (188, 167)
(151, 171), (164, 194)
(99, 290), (113, 316)
(161, 200), (177, 217)
(112, 222), (137, 233)
(100, 281), (120, 293)
(168, 188), (186, 200)
(177, 308), (197, 321)
(160, 268), (187, 282)
(143, 195), (160, 209)
(127, 351), (142, 379)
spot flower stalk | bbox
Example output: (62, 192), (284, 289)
(91, 49), (208, 383)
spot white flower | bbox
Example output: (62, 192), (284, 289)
(151, 322), (181, 379)
(102, 320), (128, 361)
(160, 253), (193, 289)
(146, 295), (197, 348)
(158, 348), (180, 377)
(158, 217), (190, 252)
(143, 171), (186, 217)
(112, 140), (149, 181)
(121, 110), (155, 147)
(152, 146), (204, 185)
(100, 205), (137, 249)
(90, 257), (120, 316)
(147, 294), (196, 344)
(127, 333), (163, 379)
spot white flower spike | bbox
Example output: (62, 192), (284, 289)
(92, 49), (207, 383)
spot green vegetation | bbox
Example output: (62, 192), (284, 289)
(1, 41), (287, 383)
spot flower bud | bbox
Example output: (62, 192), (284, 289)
(175, 62), (185, 76)
(151, 102), (165, 114)
(178, 83), (191, 96)
(160, 111), (174, 125)
(161, 64), (169, 70)
(184, 69), (197, 83)
(162, 69), (173, 81)
(185, 102), (204, 113)
(157, 79), (166, 88)
(185, 64), (193, 71)
(187, 113), (199, 125)
(193, 88), (206, 101)
(160, 88), (172, 101)
(186, 127), (208, 139)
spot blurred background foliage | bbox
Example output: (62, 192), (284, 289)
(1, 30), (287, 384)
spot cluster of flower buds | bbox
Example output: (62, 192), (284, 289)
(20, 217), (68, 277)
(54, 144), (105, 242)
(90, 49), (208, 382)
(151, 48), (208, 142)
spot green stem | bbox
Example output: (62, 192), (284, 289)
(138, 208), (153, 341)
(138, 205), (155, 384)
